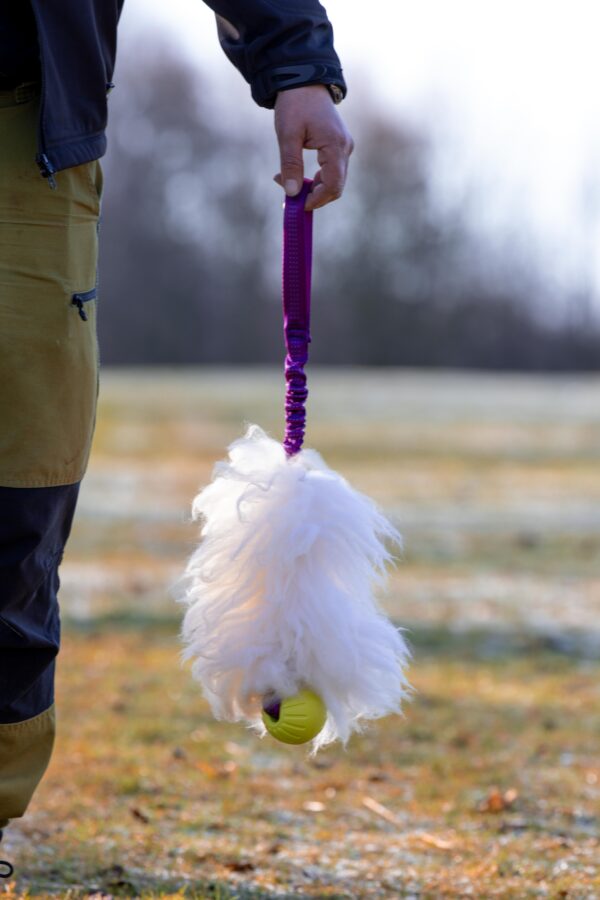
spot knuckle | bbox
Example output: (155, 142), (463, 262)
(280, 153), (302, 170)
(333, 130), (348, 149)
(340, 131), (354, 154)
(329, 131), (353, 158)
(324, 184), (343, 200)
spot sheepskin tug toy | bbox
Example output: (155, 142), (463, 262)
(176, 179), (410, 754)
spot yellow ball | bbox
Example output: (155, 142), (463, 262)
(261, 688), (327, 744)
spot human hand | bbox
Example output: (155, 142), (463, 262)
(273, 84), (354, 211)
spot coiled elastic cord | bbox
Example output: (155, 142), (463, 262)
(282, 179), (313, 457)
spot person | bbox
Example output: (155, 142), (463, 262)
(0, 0), (353, 875)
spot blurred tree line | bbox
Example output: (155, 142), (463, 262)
(98, 39), (600, 369)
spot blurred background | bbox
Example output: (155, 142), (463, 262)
(97, 0), (600, 368)
(21, 3), (600, 896)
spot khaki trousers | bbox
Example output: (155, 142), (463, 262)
(0, 82), (102, 829)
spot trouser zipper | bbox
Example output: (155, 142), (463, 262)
(72, 288), (97, 321)
(35, 152), (57, 189)
(29, 0), (56, 190)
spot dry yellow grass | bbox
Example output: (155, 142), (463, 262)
(3, 628), (599, 898)
(2, 368), (599, 897)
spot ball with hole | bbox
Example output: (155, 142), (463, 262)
(261, 688), (327, 744)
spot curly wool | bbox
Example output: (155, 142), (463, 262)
(174, 423), (411, 754)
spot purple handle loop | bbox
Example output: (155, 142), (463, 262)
(283, 178), (313, 457)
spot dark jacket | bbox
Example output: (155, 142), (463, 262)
(28, 0), (346, 183)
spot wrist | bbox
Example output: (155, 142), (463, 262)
(275, 83), (330, 104)
(277, 82), (344, 106)
(253, 63), (346, 109)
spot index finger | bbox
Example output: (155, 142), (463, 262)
(304, 142), (348, 211)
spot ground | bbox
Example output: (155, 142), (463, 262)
(2, 368), (599, 899)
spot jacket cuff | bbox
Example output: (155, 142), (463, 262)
(251, 62), (347, 110)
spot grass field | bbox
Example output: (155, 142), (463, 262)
(3, 368), (600, 899)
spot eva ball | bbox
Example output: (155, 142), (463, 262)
(261, 688), (327, 744)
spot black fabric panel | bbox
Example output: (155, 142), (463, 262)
(0, 483), (80, 722)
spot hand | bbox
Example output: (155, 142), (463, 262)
(273, 84), (354, 211)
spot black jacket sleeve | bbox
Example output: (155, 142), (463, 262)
(200, 0), (346, 109)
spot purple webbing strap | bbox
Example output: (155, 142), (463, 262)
(282, 178), (313, 457)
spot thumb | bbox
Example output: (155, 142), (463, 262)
(279, 137), (304, 197)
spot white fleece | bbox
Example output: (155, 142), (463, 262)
(174, 423), (411, 754)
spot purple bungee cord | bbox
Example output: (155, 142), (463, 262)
(282, 178), (314, 457)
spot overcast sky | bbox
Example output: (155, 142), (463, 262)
(117, 0), (600, 304)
